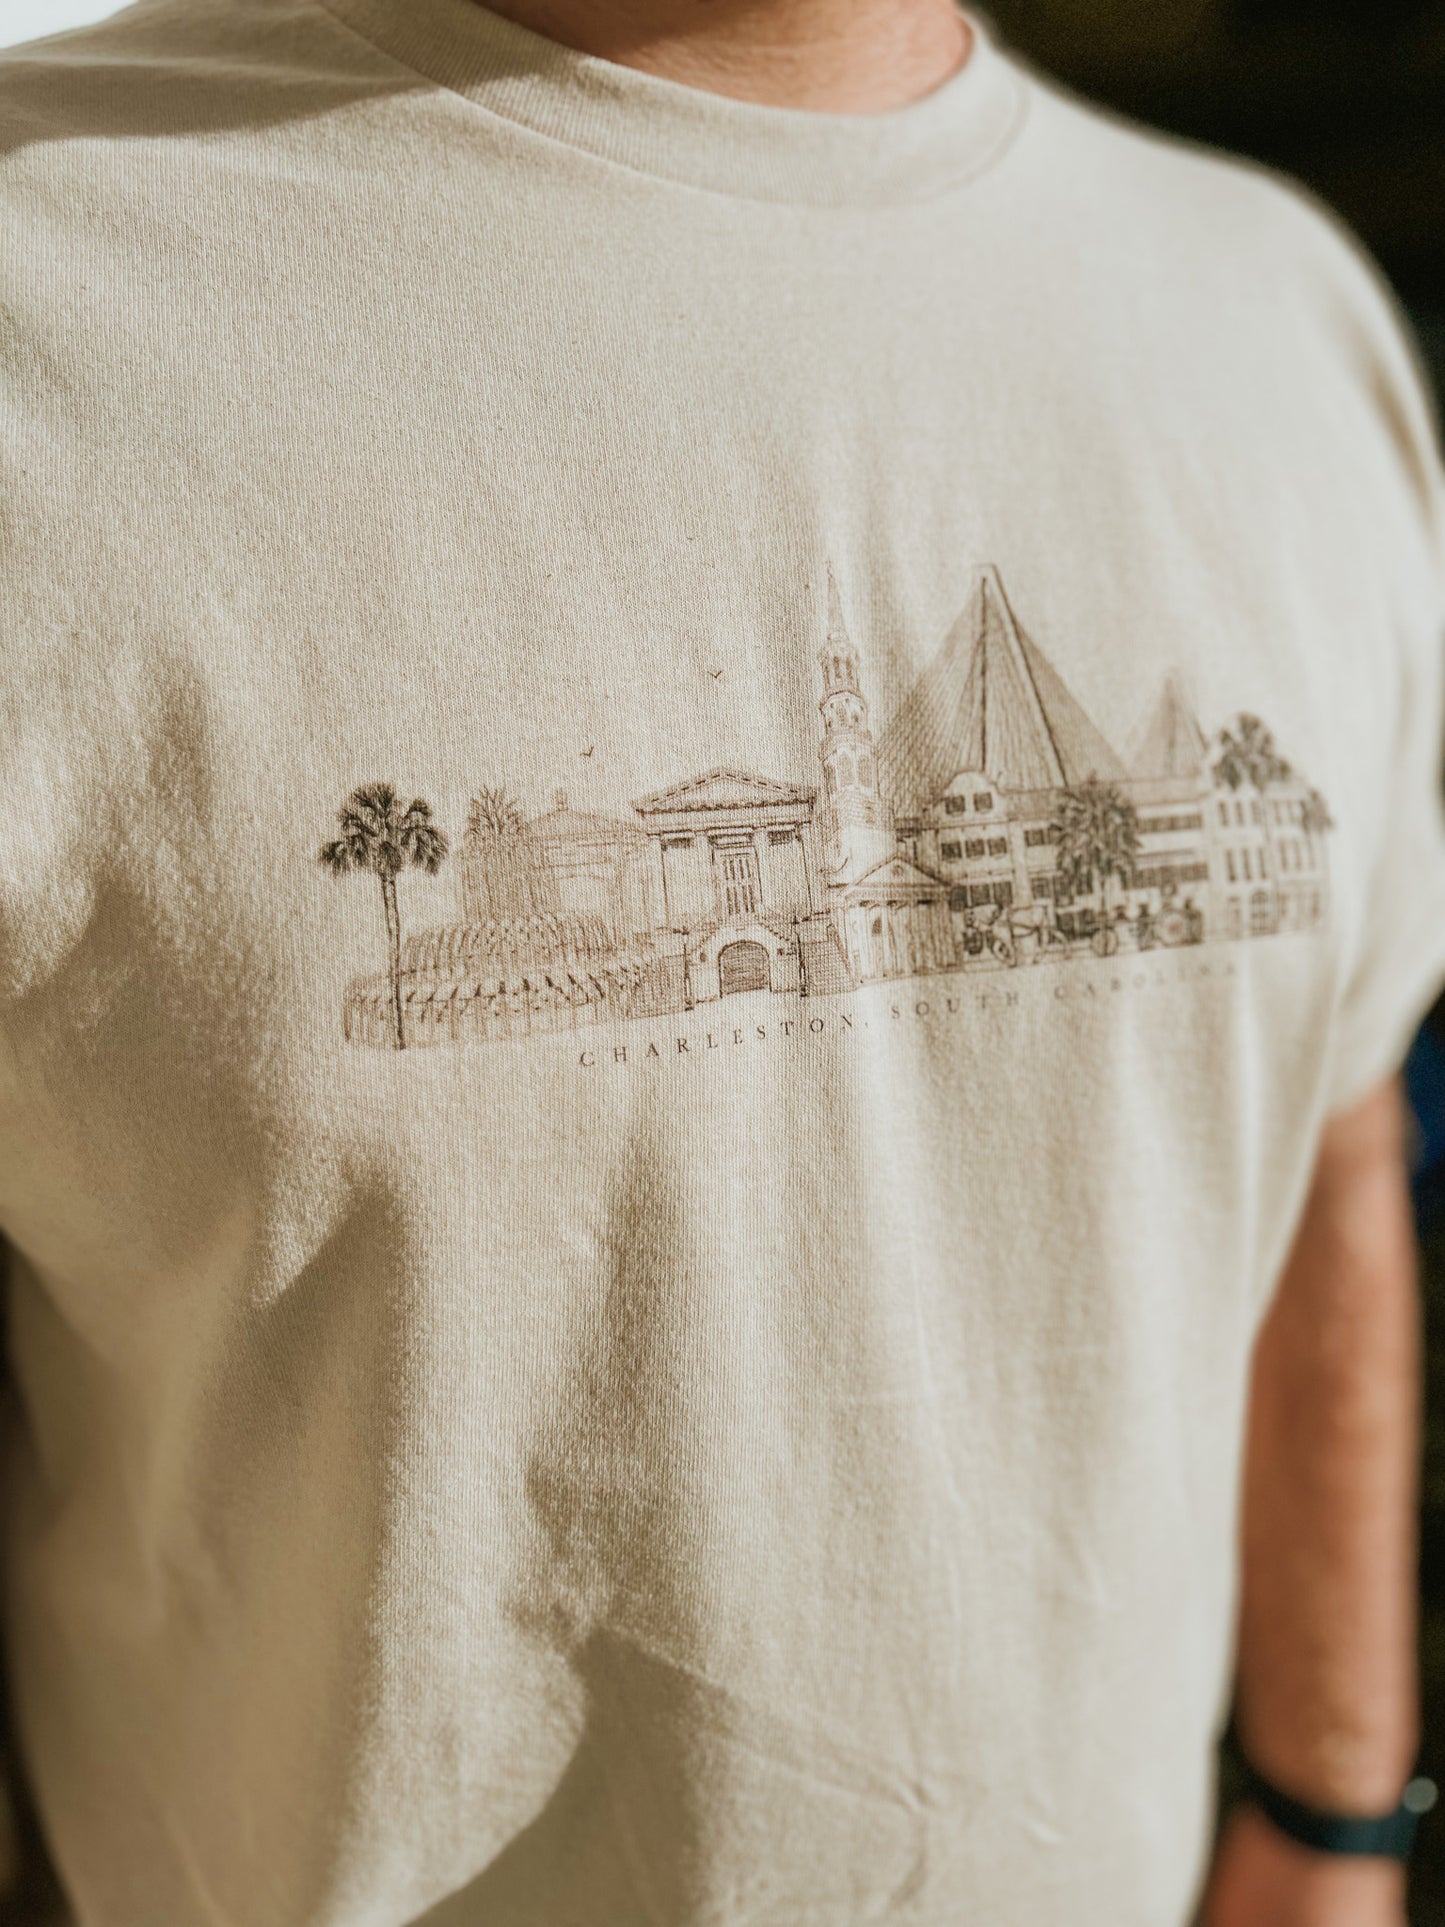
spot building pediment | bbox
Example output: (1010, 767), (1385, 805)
(847, 854), (946, 892)
(632, 767), (816, 816)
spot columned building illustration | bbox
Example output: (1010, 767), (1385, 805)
(629, 768), (822, 1000)
(631, 769), (819, 923)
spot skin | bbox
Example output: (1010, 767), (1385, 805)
(477, 8), (1424, 1916)
(481, 0), (973, 112)
(1206, 1075), (1419, 1925)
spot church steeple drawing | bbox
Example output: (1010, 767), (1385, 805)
(816, 567), (897, 883)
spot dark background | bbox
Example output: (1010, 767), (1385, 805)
(986, 0), (1445, 381)
(982, 0), (1445, 1914)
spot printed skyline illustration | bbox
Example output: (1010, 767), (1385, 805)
(319, 564), (1334, 1050)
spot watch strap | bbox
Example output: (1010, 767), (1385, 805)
(1234, 1747), (1437, 1862)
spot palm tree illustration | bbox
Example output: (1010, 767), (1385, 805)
(1212, 714), (1293, 924)
(461, 785), (546, 920)
(320, 783), (448, 1050)
(1212, 714), (1292, 793)
(1051, 777), (1141, 932)
(465, 785), (528, 843)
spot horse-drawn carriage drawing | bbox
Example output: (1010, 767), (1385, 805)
(961, 889), (1205, 967)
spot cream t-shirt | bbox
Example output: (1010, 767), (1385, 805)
(3, 2), (1445, 1922)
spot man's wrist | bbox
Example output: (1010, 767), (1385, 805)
(1206, 1806), (1409, 1927)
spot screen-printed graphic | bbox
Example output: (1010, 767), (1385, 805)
(319, 565), (1332, 1050)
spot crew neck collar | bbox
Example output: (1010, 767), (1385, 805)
(318, 0), (1027, 206)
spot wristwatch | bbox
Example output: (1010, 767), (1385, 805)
(1232, 1742), (1438, 1861)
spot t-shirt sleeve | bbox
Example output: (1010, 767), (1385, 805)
(1324, 513), (1445, 1116)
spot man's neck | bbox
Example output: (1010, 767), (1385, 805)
(477, 0), (973, 113)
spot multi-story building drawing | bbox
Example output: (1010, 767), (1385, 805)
(331, 563), (1334, 1048)
(1207, 776), (1330, 940)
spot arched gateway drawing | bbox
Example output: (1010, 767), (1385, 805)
(718, 939), (772, 997)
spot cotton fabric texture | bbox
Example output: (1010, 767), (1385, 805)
(2, 2), (1445, 1922)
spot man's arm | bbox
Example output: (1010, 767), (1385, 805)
(1209, 1079), (1425, 1919)
(1206, 1074), (1421, 1926)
